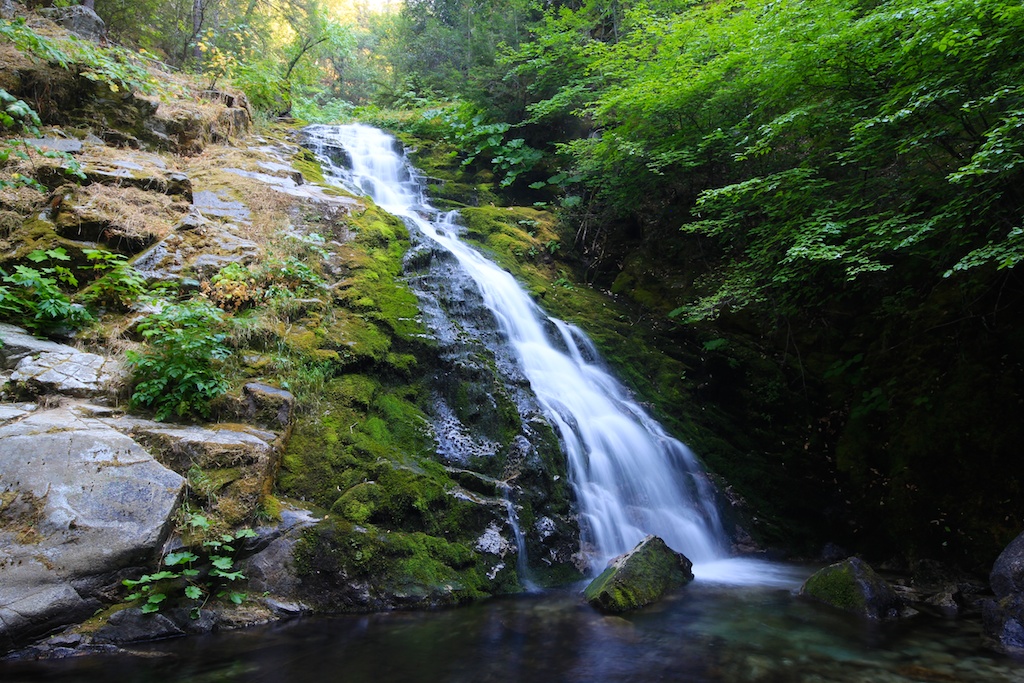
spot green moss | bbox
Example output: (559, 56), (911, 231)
(583, 537), (693, 613)
(801, 562), (865, 612)
(294, 519), (504, 606)
(292, 148), (326, 184)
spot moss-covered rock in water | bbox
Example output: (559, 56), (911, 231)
(292, 518), (517, 611)
(583, 536), (694, 613)
(799, 557), (902, 620)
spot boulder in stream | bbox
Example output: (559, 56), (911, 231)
(799, 557), (902, 620)
(583, 536), (694, 613)
(983, 530), (1024, 653)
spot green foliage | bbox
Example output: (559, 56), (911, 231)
(498, 0), (1024, 317)
(201, 240), (327, 311)
(79, 249), (147, 309)
(0, 248), (92, 334)
(0, 17), (157, 95)
(126, 299), (230, 420)
(0, 88), (85, 192)
(122, 512), (257, 616)
(428, 102), (542, 187)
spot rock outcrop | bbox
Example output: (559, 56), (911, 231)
(583, 536), (694, 613)
(38, 6), (105, 41)
(799, 557), (902, 620)
(0, 405), (186, 652)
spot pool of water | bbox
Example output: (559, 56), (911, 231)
(4, 567), (1023, 683)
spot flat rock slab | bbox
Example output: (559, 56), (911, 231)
(0, 324), (122, 398)
(0, 324), (72, 369)
(23, 138), (84, 154)
(133, 218), (259, 283)
(193, 190), (251, 223)
(11, 350), (122, 398)
(0, 406), (185, 651)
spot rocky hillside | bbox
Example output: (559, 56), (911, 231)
(0, 7), (581, 656)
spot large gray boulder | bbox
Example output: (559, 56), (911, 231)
(0, 324), (70, 368)
(38, 6), (105, 41)
(0, 406), (185, 652)
(799, 557), (902, 620)
(104, 417), (283, 525)
(583, 536), (694, 613)
(984, 530), (1024, 653)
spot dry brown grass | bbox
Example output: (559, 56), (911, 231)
(77, 184), (189, 242)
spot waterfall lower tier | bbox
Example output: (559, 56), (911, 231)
(304, 123), (728, 571)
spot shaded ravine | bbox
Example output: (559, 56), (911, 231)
(303, 124), (780, 582)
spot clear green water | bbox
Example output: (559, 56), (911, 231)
(3, 573), (1023, 683)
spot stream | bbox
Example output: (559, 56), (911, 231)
(4, 577), (1023, 683)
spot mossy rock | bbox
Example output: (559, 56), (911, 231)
(799, 557), (902, 620)
(292, 518), (515, 610)
(583, 536), (694, 613)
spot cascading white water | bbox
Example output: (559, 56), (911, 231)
(305, 123), (793, 585)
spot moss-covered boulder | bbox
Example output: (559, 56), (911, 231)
(583, 536), (694, 613)
(799, 557), (902, 620)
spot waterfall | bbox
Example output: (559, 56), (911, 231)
(303, 123), (730, 571)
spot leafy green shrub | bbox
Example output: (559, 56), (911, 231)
(425, 102), (543, 187)
(0, 88), (85, 192)
(292, 94), (355, 124)
(0, 248), (92, 333)
(123, 512), (256, 616)
(127, 299), (230, 420)
(79, 248), (147, 309)
(201, 251), (326, 311)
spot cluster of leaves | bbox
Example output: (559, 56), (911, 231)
(0, 248), (92, 333)
(78, 248), (148, 309)
(497, 0), (1024, 319)
(126, 299), (231, 421)
(123, 512), (256, 616)
(426, 102), (542, 187)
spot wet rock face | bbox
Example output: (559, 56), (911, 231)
(799, 557), (902, 620)
(583, 536), (694, 613)
(990, 532), (1024, 600)
(402, 226), (581, 581)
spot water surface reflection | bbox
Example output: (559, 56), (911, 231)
(4, 576), (1023, 683)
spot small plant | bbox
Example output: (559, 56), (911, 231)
(434, 102), (542, 187)
(201, 262), (259, 311)
(123, 513), (257, 616)
(0, 18), (157, 95)
(79, 249), (147, 309)
(0, 88), (85, 192)
(126, 298), (231, 420)
(201, 256), (325, 310)
(0, 248), (92, 333)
